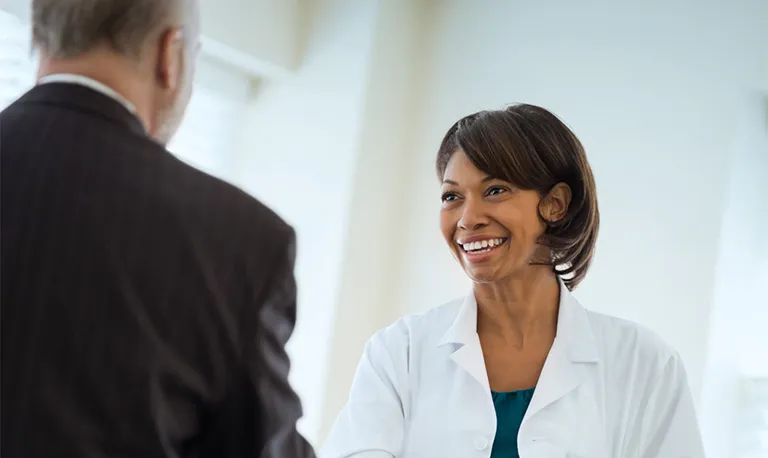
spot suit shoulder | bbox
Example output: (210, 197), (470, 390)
(164, 154), (294, 241)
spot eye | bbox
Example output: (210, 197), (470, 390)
(441, 192), (459, 202)
(486, 185), (507, 196)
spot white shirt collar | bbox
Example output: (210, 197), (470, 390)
(37, 73), (137, 115)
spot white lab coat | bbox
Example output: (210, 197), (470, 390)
(321, 280), (705, 458)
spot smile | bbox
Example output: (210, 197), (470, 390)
(458, 237), (508, 254)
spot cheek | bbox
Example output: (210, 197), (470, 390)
(497, 208), (526, 237)
(498, 207), (545, 248)
(517, 217), (545, 241)
(439, 210), (458, 247)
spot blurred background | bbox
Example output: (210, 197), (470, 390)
(1, 0), (766, 456)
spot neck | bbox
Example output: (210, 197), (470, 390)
(37, 49), (156, 134)
(474, 267), (560, 346)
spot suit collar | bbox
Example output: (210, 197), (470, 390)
(437, 277), (600, 364)
(14, 83), (147, 137)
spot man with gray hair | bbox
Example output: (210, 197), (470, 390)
(0, 1), (315, 457)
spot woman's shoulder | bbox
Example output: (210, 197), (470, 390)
(367, 297), (465, 352)
(584, 309), (683, 376)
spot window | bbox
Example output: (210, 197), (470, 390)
(0, 8), (250, 181)
(167, 56), (251, 179)
(0, 10), (34, 110)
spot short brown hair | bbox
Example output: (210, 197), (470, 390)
(436, 104), (599, 290)
(32, 0), (188, 58)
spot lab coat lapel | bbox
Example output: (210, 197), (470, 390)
(438, 293), (490, 391)
(450, 338), (489, 391)
(438, 280), (599, 412)
(524, 339), (581, 420)
(524, 279), (600, 421)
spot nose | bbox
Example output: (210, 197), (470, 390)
(457, 197), (489, 231)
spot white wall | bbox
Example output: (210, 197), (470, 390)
(0, 0), (27, 20)
(318, 0), (425, 442)
(199, 0), (304, 75)
(699, 95), (768, 457)
(230, 0), (381, 445)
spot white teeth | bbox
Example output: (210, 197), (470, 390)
(460, 238), (505, 252)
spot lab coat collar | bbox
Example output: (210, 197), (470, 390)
(437, 277), (601, 420)
(437, 276), (600, 364)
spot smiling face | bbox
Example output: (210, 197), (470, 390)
(440, 150), (573, 284)
(440, 150), (548, 283)
(435, 105), (599, 290)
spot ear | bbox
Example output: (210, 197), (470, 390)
(539, 182), (572, 224)
(156, 28), (185, 91)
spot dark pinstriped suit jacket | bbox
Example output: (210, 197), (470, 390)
(0, 83), (315, 458)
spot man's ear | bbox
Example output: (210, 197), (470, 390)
(156, 28), (184, 91)
(539, 182), (572, 224)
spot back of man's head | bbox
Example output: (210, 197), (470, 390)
(33, 0), (186, 58)
(32, 0), (201, 145)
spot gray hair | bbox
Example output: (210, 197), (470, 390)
(32, 0), (192, 58)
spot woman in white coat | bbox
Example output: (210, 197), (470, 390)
(321, 104), (705, 458)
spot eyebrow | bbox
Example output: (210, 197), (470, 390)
(441, 176), (496, 186)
